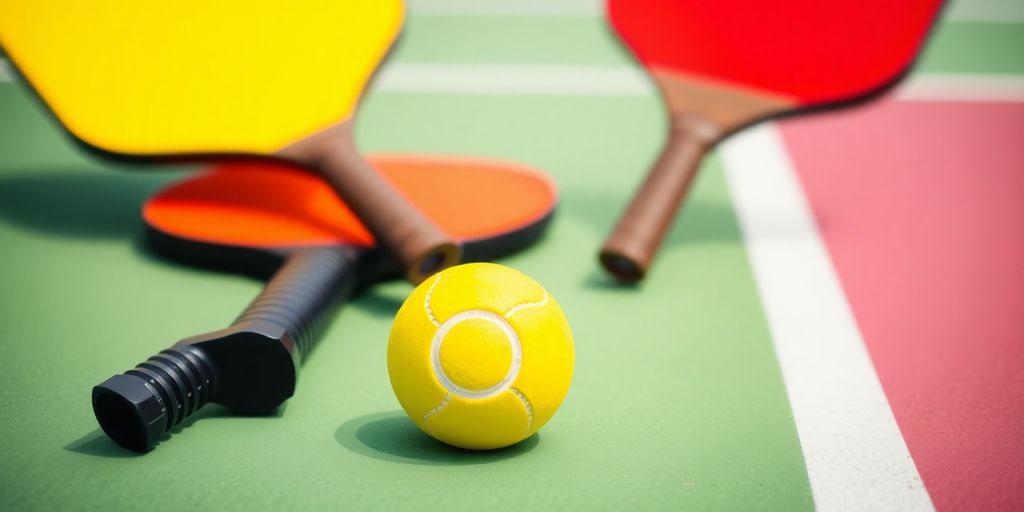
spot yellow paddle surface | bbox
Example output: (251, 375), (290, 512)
(0, 0), (403, 155)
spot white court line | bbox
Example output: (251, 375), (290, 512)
(376, 63), (1024, 102)
(409, 0), (600, 18)
(894, 73), (1024, 102)
(944, 0), (1024, 23)
(3, 58), (1021, 103)
(720, 124), (934, 512)
(0, 59), (12, 82)
(374, 62), (650, 95)
(374, 63), (1024, 101)
(376, 63), (1024, 100)
(410, 0), (1024, 22)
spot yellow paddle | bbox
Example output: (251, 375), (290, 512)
(0, 0), (459, 282)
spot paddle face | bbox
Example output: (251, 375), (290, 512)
(144, 154), (557, 275)
(597, 0), (944, 283)
(0, 0), (402, 155)
(608, 0), (943, 108)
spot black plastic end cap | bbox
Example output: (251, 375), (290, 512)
(92, 374), (168, 453)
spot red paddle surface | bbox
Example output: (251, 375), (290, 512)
(781, 100), (1024, 509)
(609, 0), (941, 104)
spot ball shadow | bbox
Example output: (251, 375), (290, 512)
(335, 411), (539, 465)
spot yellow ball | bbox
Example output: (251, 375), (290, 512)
(387, 263), (574, 450)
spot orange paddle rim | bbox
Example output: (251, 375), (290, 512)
(145, 154), (557, 250)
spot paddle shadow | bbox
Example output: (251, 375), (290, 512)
(64, 430), (142, 458)
(335, 410), (539, 465)
(582, 268), (647, 291)
(0, 170), (181, 239)
(564, 188), (741, 289)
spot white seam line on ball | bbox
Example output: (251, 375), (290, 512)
(430, 310), (523, 400)
(424, 274), (442, 327)
(422, 393), (452, 435)
(510, 387), (535, 434)
(504, 290), (549, 318)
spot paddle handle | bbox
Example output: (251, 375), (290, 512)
(289, 123), (460, 284)
(91, 247), (360, 452)
(600, 115), (718, 282)
(320, 149), (459, 283)
(232, 247), (358, 360)
(91, 345), (217, 452)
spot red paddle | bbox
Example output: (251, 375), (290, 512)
(601, 0), (944, 282)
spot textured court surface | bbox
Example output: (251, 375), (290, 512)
(0, 0), (1021, 510)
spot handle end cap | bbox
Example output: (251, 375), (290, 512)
(407, 242), (462, 284)
(92, 374), (167, 453)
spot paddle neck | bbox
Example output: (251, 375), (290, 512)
(599, 69), (791, 282)
(600, 114), (720, 281)
(277, 120), (460, 284)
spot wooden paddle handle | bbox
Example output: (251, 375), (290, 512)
(278, 121), (460, 284)
(319, 137), (460, 284)
(600, 115), (719, 282)
(91, 248), (360, 452)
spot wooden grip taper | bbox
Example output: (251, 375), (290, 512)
(600, 115), (720, 283)
(278, 121), (461, 284)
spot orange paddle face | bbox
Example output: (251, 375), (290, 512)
(144, 155), (557, 277)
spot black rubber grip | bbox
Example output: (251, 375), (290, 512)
(233, 247), (357, 360)
(93, 346), (215, 452)
(92, 247), (362, 452)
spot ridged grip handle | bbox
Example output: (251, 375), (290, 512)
(92, 247), (362, 452)
(233, 247), (358, 359)
(92, 345), (215, 452)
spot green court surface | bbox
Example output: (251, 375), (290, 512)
(0, 3), (1017, 510)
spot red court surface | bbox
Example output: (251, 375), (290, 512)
(781, 100), (1024, 510)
